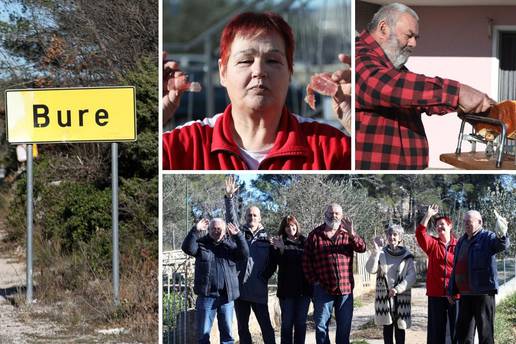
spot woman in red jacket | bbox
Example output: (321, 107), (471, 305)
(416, 204), (458, 344)
(162, 12), (352, 170)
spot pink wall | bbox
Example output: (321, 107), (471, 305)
(413, 6), (516, 57)
(407, 57), (494, 169)
(408, 6), (516, 168)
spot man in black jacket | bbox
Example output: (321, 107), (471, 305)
(182, 217), (249, 344)
(224, 176), (276, 344)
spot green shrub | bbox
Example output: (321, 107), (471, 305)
(495, 292), (516, 343)
(40, 182), (111, 253)
(162, 291), (188, 328)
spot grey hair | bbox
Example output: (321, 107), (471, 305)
(209, 218), (226, 230)
(464, 210), (482, 223)
(385, 224), (404, 236)
(325, 203), (343, 215)
(367, 2), (419, 33)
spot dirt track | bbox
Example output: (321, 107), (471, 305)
(300, 286), (428, 344)
(0, 238), (61, 343)
(0, 221), (137, 343)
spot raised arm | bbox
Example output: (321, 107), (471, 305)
(365, 237), (383, 274)
(416, 204), (439, 254)
(224, 175), (240, 226)
(341, 216), (366, 253)
(490, 210), (510, 255)
(181, 219), (209, 256)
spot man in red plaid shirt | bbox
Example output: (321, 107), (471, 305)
(303, 203), (366, 344)
(356, 3), (494, 170)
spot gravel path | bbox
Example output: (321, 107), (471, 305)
(0, 246), (62, 343)
(300, 287), (429, 344)
(0, 223), (137, 343)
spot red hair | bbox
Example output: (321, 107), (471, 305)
(435, 216), (453, 228)
(219, 11), (295, 75)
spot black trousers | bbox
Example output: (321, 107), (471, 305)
(383, 323), (405, 344)
(234, 299), (276, 344)
(427, 296), (457, 344)
(455, 294), (495, 344)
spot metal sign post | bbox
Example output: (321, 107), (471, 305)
(6, 86), (136, 306)
(112, 142), (120, 306)
(26, 144), (33, 304)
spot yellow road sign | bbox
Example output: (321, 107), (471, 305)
(6, 86), (136, 144)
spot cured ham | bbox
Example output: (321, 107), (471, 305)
(474, 100), (516, 140)
(167, 75), (202, 93)
(304, 72), (339, 110)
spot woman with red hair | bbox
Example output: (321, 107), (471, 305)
(416, 204), (458, 344)
(163, 11), (351, 170)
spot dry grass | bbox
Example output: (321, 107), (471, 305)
(25, 246), (158, 343)
(352, 319), (383, 340)
(1, 226), (157, 342)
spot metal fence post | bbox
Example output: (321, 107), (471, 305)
(172, 270), (176, 344)
(503, 257), (507, 284)
(167, 271), (171, 344)
(184, 262), (188, 344)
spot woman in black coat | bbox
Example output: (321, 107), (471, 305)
(264, 215), (313, 344)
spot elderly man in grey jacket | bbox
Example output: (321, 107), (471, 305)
(224, 176), (276, 344)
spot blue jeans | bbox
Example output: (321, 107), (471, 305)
(234, 299), (276, 344)
(312, 284), (353, 344)
(196, 295), (234, 344)
(279, 296), (311, 344)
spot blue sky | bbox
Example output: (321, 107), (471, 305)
(237, 173), (258, 185)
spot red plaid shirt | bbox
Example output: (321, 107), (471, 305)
(303, 224), (366, 295)
(355, 31), (460, 170)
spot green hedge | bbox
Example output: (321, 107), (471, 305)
(495, 292), (516, 344)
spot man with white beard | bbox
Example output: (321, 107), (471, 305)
(355, 2), (494, 170)
(302, 203), (366, 344)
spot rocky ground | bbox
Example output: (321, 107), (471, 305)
(0, 222), (138, 343)
(300, 285), (429, 344)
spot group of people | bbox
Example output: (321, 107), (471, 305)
(163, 2), (495, 170)
(181, 177), (510, 344)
